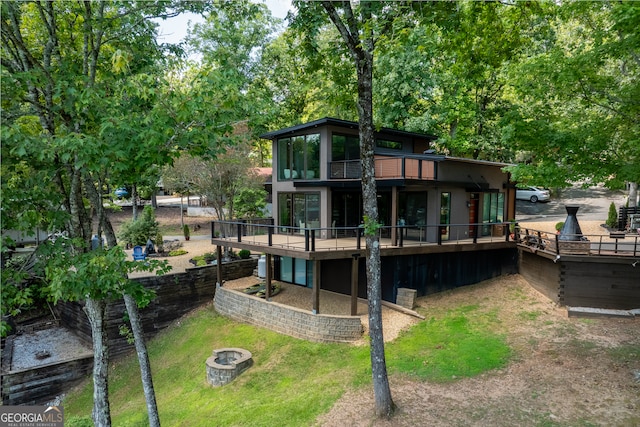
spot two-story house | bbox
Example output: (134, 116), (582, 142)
(262, 117), (515, 241)
(212, 117), (518, 310)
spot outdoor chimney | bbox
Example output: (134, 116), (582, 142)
(559, 205), (585, 241)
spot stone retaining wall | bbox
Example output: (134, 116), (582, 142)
(214, 286), (363, 343)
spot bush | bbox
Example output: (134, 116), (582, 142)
(555, 222), (564, 232)
(238, 249), (251, 259)
(168, 249), (188, 256)
(606, 202), (618, 228)
(155, 232), (164, 253)
(118, 206), (159, 247)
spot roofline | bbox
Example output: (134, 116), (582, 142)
(259, 117), (437, 141)
(444, 156), (514, 168)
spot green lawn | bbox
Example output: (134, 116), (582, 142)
(65, 303), (509, 426)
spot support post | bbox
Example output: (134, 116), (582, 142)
(216, 245), (223, 287)
(391, 186), (398, 245)
(351, 254), (359, 316)
(312, 260), (320, 314)
(265, 254), (273, 300)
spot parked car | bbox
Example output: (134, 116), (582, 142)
(114, 187), (129, 198)
(516, 186), (550, 203)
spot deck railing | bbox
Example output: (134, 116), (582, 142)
(211, 220), (513, 252)
(515, 227), (639, 257)
(212, 220), (640, 256)
(329, 156), (436, 181)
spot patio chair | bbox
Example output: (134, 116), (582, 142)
(132, 245), (146, 261)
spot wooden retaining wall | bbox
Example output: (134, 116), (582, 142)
(519, 250), (640, 309)
(55, 258), (257, 357)
(1, 337), (93, 406)
(560, 257), (640, 309)
(519, 250), (561, 303)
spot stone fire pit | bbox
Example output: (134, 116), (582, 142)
(205, 348), (253, 387)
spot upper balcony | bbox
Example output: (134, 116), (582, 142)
(329, 155), (437, 181)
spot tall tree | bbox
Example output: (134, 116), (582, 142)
(504, 1), (639, 192)
(293, 0), (400, 417)
(1, 1), (210, 425)
(321, 1), (395, 416)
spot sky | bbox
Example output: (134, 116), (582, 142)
(155, 0), (293, 45)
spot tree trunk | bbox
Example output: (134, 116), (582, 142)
(356, 52), (396, 420)
(629, 182), (638, 207)
(180, 195), (185, 229)
(321, 0), (395, 417)
(123, 294), (161, 427)
(84, 297), (111, 427)
(132, 184), (139, 221)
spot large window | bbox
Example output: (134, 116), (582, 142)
(332, 134), (360, 161)
(277, 133), (320, 180)
(278, 192), (320, 230)
(278, 257), (313, 288)
(482, 192), (504, 236)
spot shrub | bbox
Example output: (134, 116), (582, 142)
(238, 249), (251, 259)
(555, 222), (564, 232)
(155, 232), (164, 253)
(168, 249), (188, 256)
(606, 202), (618, 228)
(118, 206), (159, 247)
(183, 224), (190, 239)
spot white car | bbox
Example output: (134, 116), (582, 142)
(516, 186), (550, 203)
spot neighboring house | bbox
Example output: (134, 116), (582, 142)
(212, 117), (518, 309)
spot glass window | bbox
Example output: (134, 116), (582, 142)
(376, 139), (403, 150)
(278, 193), (292, 230)
(292, 135), (305, 179)
(440, 192), (451, 240)
(481, 192), (505, 236)
(279, 192), (321, 231)
(278, 138), (291, 180)
(332, 134), (359, 161)
(306, 133), (320, 179)
(280, 256), (293, 282)
(277, 134), (320, 180)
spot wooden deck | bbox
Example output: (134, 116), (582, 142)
(211, 232), (514, 260)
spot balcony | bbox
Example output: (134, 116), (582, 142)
(329, 156), (436, 181)
(210, 220), (514, 260)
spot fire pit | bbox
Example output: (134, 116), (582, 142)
(205, 348), (253, 387)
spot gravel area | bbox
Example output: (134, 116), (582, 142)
(8, 327), (92, 371)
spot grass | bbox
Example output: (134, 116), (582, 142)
(387, 305), (510, 382)
(64, 303), (511, 426)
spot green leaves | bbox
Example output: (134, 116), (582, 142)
(43, 242), (169, 303)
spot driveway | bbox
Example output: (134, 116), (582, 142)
(516, 184), (627, 223)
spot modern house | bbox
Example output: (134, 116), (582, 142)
(263, 117), (516, 241)
(211, 117), (518, 311)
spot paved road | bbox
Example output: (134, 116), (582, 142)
(516, 185), (628, 223)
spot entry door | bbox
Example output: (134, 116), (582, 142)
(469, 193), (479, 237)
(331, 192), (362, 233)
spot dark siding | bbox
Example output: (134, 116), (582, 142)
(318, 249), (518, 303)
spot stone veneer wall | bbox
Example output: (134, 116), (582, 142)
(214, 287), (363, 343)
